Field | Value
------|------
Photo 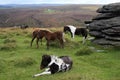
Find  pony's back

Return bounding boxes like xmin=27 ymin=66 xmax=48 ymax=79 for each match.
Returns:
xmin=75 ymin=28 xmax=88 ymax=38
xmin=59 ymin=56 xmax=73 ymax=70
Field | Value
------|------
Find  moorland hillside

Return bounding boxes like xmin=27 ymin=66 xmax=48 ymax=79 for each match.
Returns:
xmin=0 ymin=4 xmax=101 ymax=27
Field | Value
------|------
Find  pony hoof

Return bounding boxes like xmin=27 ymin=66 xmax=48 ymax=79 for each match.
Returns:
xmin=32 ymin=75 xmax=35 ymax=78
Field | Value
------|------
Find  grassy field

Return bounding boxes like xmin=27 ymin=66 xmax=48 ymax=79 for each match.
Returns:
xmin=0 ymin=27 xmax=120 ymax=80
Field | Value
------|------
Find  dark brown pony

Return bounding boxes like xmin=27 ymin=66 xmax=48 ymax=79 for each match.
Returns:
xmin=42 ymin=30 xmax=64 ymax=49
xmin=30 ymin=29 xmax=46 ymax=48
xmin=31 ymin=30 xmax=64 ymax=49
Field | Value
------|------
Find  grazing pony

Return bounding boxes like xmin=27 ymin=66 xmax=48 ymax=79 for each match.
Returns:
xmin=30 ymin=29 xmax=46 ymax=48
xmin=33 ymin=54 xmax=73 ymax=77
xmin=20 ymin=25 xmax=29 ymax=29
xmin=63 ymin=25 xmax=88 ymax=44
xmin=31 ymin=30 xmax=64 ymax=49
xmin=41 ymin=30 xmax=64 ymax=49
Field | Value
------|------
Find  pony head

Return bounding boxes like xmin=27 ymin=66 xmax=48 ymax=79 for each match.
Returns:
xmin=63 ymin=26 xmax=71 ymax=33
xmin=40 ymin=54 xmax=51 ymax=69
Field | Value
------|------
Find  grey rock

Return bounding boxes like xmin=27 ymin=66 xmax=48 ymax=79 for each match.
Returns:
xmin=88 ymin=2 xmax=120 ymax=46
xmin=102 ymin=28 xmax=120 ymax=36
xmin=89 ymin=31 xmax=105 ymax=38
xmin=97 ymin=3 xmax=120 ymax=13
xmin=92 ymin=38 xmax=120 ymax=46
xmin=92 ymin=13 xmax=119 ymax=20
xmin=89 ymin=17 xmax=120 ymax=30
xmin=105 ymin=35 xmax=120 ymax=41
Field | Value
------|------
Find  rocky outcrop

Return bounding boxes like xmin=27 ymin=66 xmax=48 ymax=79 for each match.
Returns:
xmin=88 ymin=3 xmax=120 ymax=46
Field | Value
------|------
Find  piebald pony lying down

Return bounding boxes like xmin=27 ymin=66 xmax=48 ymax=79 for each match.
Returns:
xmin=33 ymin=54 xmax=73 ymax=77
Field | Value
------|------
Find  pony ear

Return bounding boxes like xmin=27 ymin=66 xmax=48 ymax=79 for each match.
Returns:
xmin=42 ymin=54 xmax=50 ymax=58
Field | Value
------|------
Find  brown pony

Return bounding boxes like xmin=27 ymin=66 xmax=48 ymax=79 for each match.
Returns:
xmin=30 ymin=29 xmax=46 ymax=48
xmin=42 ymin=30 xmax=64 ymax=49
xmin=31 ymin=30 xmax=64 ymax=49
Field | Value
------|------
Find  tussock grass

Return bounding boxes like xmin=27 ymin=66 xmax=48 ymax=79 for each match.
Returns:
xmin=22 ymin=31 xmax=28 ymax=34
xmin=23 ymin=40 xmax=30 ymax=43
xmin=0 ymin=35 xmax=8 ymax=39
xmin=3 ymin=38 xmax=16 ymax=44
xmin=13 ymin=57 xmax=36 ymax=68
xmin=0 ymin=43 xmax=17 ymax=51
xmin=65 ymin=38 xmax=80 ymax=48
xmin=106 ymin=46 xmax=120 ymax=51
xmin=25 ymin=33 xmax=32 ymax=38
xmin=75 ymin=46 xmax=94 ymax=56
xmin=49 ymin=41 xmax=61 ymax=48
xmin=0 ymin=58 xmax=6 ymax=73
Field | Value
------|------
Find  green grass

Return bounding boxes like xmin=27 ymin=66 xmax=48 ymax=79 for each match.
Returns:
xmin=0 ymin=28 xmax=120 ymax=80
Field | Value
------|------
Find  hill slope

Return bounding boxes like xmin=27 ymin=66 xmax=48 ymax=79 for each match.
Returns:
xmin=0 ymin=4 xmax=101 ymax=27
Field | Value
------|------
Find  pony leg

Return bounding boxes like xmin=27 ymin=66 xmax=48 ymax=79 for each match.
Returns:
xmin=61 ymin=41 xmax=64 ymax=48
xmin=72 ymin=33 xmax=75 ymax=39
xmin=59 ymin=39 xmax=64 ymax=48
xmin=71 ymin=32 xmax=75 ymax=39
xmin=33 ymin=71 xmax=51 ymax=77
xmin=62 ymin=33 xmax=66 ymax=42
xmin=40 ymin=39 xmax=42 ymax=45
xmin=46 ymin=40 xmax=50 ymax=50
xmin=30 ymin=36 xmax=36 ymax=47
xmin=36 ymin=38 xmax=39 ymax=48
xmin=82 ymin=33 xmax=88 ymax=44
xmin=61 ymin=33 xmax=64 ymax=48
xmin=70 ymin=32 xmax=74 ymax=38
xmin=82 ymin=37 xmax=85 ymax=44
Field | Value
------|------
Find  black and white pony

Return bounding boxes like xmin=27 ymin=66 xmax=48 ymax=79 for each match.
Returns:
xmin=63 ymin=25 xmax=88 ymax=44
xmin=33 ymin=54 xmax=73 ymax=77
